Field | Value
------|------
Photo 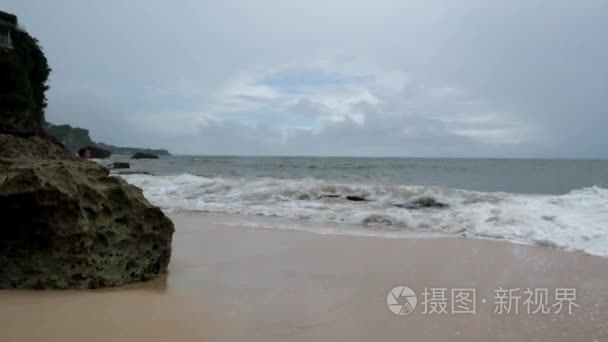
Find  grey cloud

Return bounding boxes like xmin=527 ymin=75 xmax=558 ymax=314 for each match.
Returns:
xmin=286 ymin=99 xmax=331 ymax=119
xmin=5 ymin=0 xmax=608 ymax=157
xmin=163 ymin=112 xmax=524 ymax=157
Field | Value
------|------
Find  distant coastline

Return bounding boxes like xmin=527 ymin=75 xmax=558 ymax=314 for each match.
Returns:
xmin=44 ymin=122 xmax=171 ymax=156
xmin=96 ymin=142 xmax=171 ymax=156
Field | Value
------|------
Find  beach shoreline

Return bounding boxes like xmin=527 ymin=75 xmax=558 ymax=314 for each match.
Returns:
xmin=1 ymin=211 xmax=607 ymax=341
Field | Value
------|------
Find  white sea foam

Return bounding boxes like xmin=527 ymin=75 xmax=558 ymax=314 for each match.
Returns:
xmin=121 ymin=173 xmax=608 ymax=257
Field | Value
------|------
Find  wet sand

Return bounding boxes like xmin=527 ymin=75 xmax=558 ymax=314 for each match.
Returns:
xmin=1 ymin=211 xmax=608 ymax=341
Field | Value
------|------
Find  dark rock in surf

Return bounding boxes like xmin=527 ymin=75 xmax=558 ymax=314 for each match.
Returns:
xmin=318 ymin=194 xmax=341 ymax=199
xmin=395 ymin=196 xmax=449 ymax=209
xmin=112 ymin=171 xmax=157 ymax=176
xmin=85 ymin=145 xmax=111 ymax=159
xmin=131 ymin=152 xmax=159 ymax=159
xmin=297 ymin=193 xmax=311 ymax=200
xmin=317 ymin=194 xmax=368 ymax=201
xmin=110 ymin=162 xmax=130 ymax=169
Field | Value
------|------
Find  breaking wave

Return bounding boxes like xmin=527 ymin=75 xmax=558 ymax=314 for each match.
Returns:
xmin=121 ymin=173 xmax=608 ymax=257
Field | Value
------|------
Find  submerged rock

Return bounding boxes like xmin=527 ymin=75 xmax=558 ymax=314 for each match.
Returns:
xmin=395 ymin=196 xmax=449 ymax=209
xmin=362 ymin=214 xmax=393 ymax=226
xmin=317 ymin=194 xmax=368 ymax=201
xmin=297 ymin=193 xmax=311 ymax=200
xmin=111 ymin=170 xmax=157 ymax=176
xmin=318 ymin=194 xmax=341 ymax=199
xmin=131 ymin=152 xmax=159 ymax=159
xmin=0 ymin=134 xmax=174 ymax=289
xmin=110 ymin=161 xmax=130 ymax=169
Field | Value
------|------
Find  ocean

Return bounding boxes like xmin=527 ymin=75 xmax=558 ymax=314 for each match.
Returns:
xmin=113 ymin=156 xmax=608 ymax=256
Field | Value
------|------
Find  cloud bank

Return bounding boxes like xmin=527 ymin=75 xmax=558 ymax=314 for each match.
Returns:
xmin=5 ymin=0 xmax=608 ymax=157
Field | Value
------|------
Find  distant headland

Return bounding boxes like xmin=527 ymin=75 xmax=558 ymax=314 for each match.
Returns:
xmin=0 ymin=9 xmax=173 ymax=289
xmin=44 ymin=122 xmax=171 ymax=156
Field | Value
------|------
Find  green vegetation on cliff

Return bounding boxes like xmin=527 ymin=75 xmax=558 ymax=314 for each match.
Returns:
xmin=96 ymin=143 xmax=171 ymax=156
xmin=44 ymin=123 xmax=96 ymax=151
xmin=12 ymin=29 xmax=51 ymax=124
xmin=45 ymin=122 xmax=171 ymax=156
xmin=0 ymin=11 xmax=174 ymax=289
xmin=1 ymin=11 xmax=169 ymax=156
xmin=0 ymin=26 xmax=51 ymax=127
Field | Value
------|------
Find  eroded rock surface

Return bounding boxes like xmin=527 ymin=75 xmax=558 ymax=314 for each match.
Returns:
xmin=0 ymin=134 xmax=174 ymax=289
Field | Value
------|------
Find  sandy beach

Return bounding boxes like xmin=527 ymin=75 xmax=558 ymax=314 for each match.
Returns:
xmin=1 ymin=211 xmax=607 ymax=341
xmin=3 ymin=0 xmax=608 ymax=341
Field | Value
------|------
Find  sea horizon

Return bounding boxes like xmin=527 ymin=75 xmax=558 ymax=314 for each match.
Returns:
xmin=167 ymin=154 xmax=608 ymax=161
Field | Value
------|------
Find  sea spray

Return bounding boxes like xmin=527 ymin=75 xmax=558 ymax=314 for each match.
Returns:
xmin=122 ymin=173 xmax=608 ymax=257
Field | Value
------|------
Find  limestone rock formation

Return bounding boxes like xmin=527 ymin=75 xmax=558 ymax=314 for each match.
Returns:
xmin=0 ymin=11 xmax=174 ymax=289
xmin=0 ymin=134 xmax=174 ymax=289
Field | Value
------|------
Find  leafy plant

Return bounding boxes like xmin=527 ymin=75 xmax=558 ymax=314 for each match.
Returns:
xmin=0 ymin=27 xmax=51 ymax=125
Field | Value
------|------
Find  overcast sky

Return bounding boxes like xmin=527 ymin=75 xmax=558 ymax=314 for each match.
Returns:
xmin=5 ymin=1 xmax=608 ymax=157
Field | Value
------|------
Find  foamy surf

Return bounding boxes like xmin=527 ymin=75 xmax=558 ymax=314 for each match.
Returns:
xmin=121 ymin=173 xmax=608 ymax=257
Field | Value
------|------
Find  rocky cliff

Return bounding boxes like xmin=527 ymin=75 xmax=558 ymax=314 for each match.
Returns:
xmin=0 ymin=25 xmax=50 ymax=132
xmin=44 ymin=123 xmax=96 ymax=151
xmin=96 ymin=143 xmax=171 ymax=157
xmin=0 ymin=134 xmax=174 ymax=288
xmin=45 ymin=123 xmax=171 ymax=156
xmin=0 ymin=11 xmax=174 ymax=289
